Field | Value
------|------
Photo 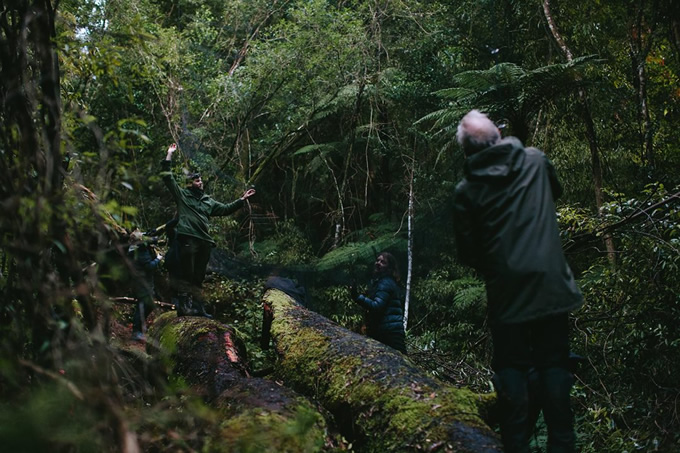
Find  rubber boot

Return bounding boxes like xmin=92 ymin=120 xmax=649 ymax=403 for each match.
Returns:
xmin=540 ymin=367 xmax=576 ymax=453
xmin=493 ymin=368 xmax=531 ymax=453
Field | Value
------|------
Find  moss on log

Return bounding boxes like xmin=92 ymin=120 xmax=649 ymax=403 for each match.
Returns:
xmin=264 ymin=288 xmax=502 ymax=452
xmin=147 ymin=312 xmax=329 ymax=452
xmin=149 ymin=312 xmax=250 ymax=401
xmin=213 ymin=379 xmax=327 ymax=452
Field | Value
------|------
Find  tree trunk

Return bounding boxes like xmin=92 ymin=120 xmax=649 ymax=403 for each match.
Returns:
xmin=262 ymin=288 xmax=502 ymax=452
xmin=542 ymin=0 xmax=617 ymax=265
xmin=404 ymin=153 xmax=415 ymax=331
xmin=147 ymin=312 xmax=329 ymax=451
xmin=629 ymin=0 xmax=658 ymax=170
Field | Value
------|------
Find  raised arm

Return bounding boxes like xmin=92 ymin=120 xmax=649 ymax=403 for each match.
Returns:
xmin=165 ymin=143 xmax=177 ymax=161
xmin=208 ymin=187 xmax=257 ymax=216
xmin=161 ymin=144 xmax=182 ymax=200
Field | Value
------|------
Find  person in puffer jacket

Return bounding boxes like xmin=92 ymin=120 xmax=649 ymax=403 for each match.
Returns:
xmin=351 ymin=252 xmax=406 ymax=354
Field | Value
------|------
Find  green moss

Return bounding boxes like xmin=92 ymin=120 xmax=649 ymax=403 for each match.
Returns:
xmin=323 ymin=355 xmax=368 ymax=403
xmin=210 ymin=405 xmax=326 ymax=453
xmin=264 ymin=288 xmax=502 ymax=452
xmin=147 ymin=306 xmax=330 ymax=452
xmin=267 ymin=291 xmax=332 ymax=385
xmin=149 ymin=313 xmax=228 ymax=390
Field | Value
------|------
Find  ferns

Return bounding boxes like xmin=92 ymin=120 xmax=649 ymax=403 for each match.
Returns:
xmin=417 ymin=55 xmax=601 ymax=144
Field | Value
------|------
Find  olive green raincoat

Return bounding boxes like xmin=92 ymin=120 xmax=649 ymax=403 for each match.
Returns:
xmin=453 ymin=137 xmax=582 ymax=325
xmin=161 ymin=160 xmax=244 ymax=245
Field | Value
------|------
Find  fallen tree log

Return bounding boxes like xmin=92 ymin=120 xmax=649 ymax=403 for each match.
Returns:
xmin=147 ymin=312 xmax=329 ymax=452
xmin=263 ymin=288 xmax=502 ymax=452
xmin=149 ymin=312 xmax=251 ymax=401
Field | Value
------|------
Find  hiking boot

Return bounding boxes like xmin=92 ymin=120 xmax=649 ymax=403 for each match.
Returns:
xmin=131 ymin=331 xmax=146 ymax=342
xmin=176 ymin=293 xmax=200 ymax=317
xmin=192 ymin=297 xmax=213 ymax=318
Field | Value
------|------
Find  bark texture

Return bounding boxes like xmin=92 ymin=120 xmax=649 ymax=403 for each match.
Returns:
xmin=148 ymin=312 xmax=328 ymax=452
xmin=542 ymin=0 xmax=617 ymax=265
xmin=263 ymin=288 xmax=502 ymax=452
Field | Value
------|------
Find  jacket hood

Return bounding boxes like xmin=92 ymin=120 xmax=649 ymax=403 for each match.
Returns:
xmin=464 ymin=137 xmax=525 ymax=181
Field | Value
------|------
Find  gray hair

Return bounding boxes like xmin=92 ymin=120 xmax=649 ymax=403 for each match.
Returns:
xmin=456 ymin=109 xmax=501 ymax=156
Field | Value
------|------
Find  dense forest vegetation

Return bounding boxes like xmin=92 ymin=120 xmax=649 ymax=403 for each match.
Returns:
xmin=1 ymin=0 xmax=679 ymax=451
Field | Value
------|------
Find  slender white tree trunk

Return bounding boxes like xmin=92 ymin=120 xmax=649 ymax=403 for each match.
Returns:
xmin=404 ymin=159 xmax=414 ymax=331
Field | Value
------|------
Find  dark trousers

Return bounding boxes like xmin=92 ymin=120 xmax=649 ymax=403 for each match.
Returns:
xmin=132 ymin=293 xmax=154 ymax=334
xmin=491 ymin=314 xmax=575 ymax=453
xmin=369 ymin=330 xmax=407 ymax=354
xmin=176 ymin=234 xmax=212 ymax=297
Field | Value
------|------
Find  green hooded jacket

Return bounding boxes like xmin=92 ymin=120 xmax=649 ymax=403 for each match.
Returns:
xmin=161 ymin=160 xmax=244 ymax=245
xmin=453 ymin=137 xmax=582 ymax=325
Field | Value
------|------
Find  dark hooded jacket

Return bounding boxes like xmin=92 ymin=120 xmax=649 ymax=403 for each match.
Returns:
xmin=453 ymin=137 xmax=582 ymax=325
xmin=161 ymin=160 xmax=244 ymax=245
xmin=356 ymin=275 xmax=406 ymax=353
xmin=128 ymin=241 xmax=161 ymax=298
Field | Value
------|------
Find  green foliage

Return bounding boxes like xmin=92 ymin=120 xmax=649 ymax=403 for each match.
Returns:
xmin=409 ymin=269 xmax=488 ymax=350
xmin=204 ymin=278 xmax=277 ymax=372
xmin=240 ymin=219 xmax=315 ymax=266
xmin=316 ymin=232 xmax=407 ymax=274
xmin=419 ymin=56 xmax=601 ymax=145
xmin=312 ymin=285 xmax=364 ymax=333
xmin=571 ymin=183 xmax=680 ymax=452
xmin=2 ymin=0 xmax=680 ymax=450
xmin=0 ymin=384 xmax=105 ymax=452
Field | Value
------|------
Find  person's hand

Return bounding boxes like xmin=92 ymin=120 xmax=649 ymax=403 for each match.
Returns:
xmin=166 ymin=143 xmax=177 ymax=161
xmin=156 ymin=254 xmax=164 ymax=262
xmin=241 ymin=188 xmax=256 ymax=201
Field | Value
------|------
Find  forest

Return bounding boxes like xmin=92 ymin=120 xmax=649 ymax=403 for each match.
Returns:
xmin=1 ymin=0 xmax=679 ymax=451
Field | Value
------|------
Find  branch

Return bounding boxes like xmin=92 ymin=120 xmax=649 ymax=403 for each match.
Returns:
xmin=19 ymin=359 xmax=84 ymax=400
xmin=542 ymin=0 xmax=573 ymax=61
xmin=564 ymin=191 xmax=680 ymax=252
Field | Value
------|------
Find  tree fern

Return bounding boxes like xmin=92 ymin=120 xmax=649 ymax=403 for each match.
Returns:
xmin=452 ymin=278 xmax=486 ymax=312
xmin=417 ymin=55 xmax=601 ymax=144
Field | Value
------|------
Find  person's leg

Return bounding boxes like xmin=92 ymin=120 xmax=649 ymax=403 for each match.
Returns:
xmin=189 ymin=239 xmax=213 ymax=317
xmin=191 ymin=239 xmax=212 ymax=288
xmin=165 ymin=241 xmax=182 ymax=304
xmin=523 ymin=364 xmax=543 ymax=442
xmin=532 ymin=314 xmax=575 ymax=453
xmin=177 ymin=235 xmax=198 ymax=284
xmin=131 ymin=299 xmax=144 ymax=337
xmin=131 ymin=293 xmax=153 ymax=340
xmin=142 ymin=292 xmax=154 ymax=328
xmin=491 ymin=322 xmax=532 ymax=453
xmin=176 ymin=236 xmax=200 ymax=316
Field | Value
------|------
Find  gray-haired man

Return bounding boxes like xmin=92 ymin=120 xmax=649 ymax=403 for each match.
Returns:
xmin=453 ymin=110 xmax=582 ymax=453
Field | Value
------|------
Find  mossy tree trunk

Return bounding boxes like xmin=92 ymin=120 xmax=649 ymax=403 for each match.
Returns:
xmin=263 ymin=288 xmax=502 ymax=452
xmin=147 ymin=312 xmax=329 ymax=452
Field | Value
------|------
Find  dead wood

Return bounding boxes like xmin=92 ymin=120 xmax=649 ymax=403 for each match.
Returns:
xmin=147 ymin=312 xmax=329 ymax=451
xmin=263 ymin=288 xmax=502 ymax=452
xmin=148 ymin=312 xmax=250 ymax=401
